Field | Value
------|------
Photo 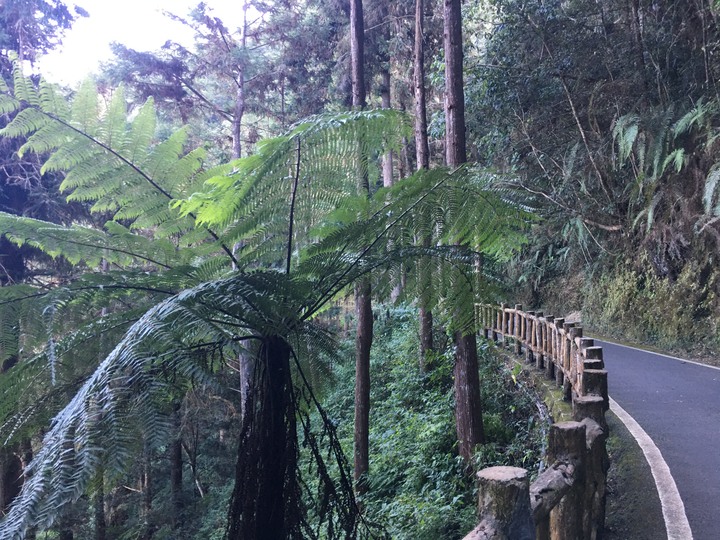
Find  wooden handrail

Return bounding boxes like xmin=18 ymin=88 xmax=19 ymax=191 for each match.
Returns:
xmin=475 ymin=303 xmax=608 ymax=414
xmin=464 ymin=303 xmax=609 ymax=540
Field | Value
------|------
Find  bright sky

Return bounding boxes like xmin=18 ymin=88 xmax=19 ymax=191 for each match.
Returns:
xmin=38 ymin=0 xmax=243 ymax=85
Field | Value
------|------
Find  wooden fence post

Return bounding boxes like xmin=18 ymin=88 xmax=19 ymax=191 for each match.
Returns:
xmin=545 ymin=316 xmax=555 ymax=380
xmin=514 ymin=304 xmax=523 ymax=354
xmin=464 ymin=466 xmax=535 ymax=540
xmin=546 ymin=422 xmax=586 ymax=540
xmin=565 ymin=326 xmax=581 ymax=401
xmin=500 ymin=303 xmax=508 ymax=347
xmin=535 ymin=312 xmax=544 ymax=370
xmin=553 ymin=318 xmax=564 ymax=387
xmin=526 ymin=312 xmax=536 ymax=364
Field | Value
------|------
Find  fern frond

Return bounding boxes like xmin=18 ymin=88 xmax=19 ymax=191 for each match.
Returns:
xmin=0 ymin=67 xmax=232 ymax=268
xmin=612 ymin=113 xmax=640 ymax=162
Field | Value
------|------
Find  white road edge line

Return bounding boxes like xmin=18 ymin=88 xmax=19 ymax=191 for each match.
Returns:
xmin=609 ymin=396 xmax=693 ymax=540
xmin=596 ymin=338 xmax=720 ymax=372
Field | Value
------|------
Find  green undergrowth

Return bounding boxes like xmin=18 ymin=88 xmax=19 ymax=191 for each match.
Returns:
xmin=318 ymin=306 xmax=546 ymax=539
xmin=582 ymin=257 xmax=720 ymax=357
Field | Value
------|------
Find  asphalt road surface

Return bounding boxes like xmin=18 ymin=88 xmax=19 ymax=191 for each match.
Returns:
xmin=599 ymin=340 xmax=720 ymax=540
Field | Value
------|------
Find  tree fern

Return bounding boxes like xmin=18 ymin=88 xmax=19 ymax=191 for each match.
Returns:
xmin=0 ymin=67 xmax=530 ymax=537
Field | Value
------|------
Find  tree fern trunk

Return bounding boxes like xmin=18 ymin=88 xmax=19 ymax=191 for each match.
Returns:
xmin=226 ymin=336 xmax=299 ymax=539
xmin=21 ymin=439 xmax=35 ymax=540
xmin=0 ymin=446 xmax=22 ymax=514
xmin=453 ymin=331 xmax=485 ymax=460
xmin=444 ymin=0 xmax=485 ymax=461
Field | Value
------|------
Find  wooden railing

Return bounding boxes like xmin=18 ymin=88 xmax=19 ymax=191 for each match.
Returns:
xmin=463 ymin=304 xmax=609 ymax=540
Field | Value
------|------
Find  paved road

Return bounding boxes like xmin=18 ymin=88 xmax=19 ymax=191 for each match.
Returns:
xmin=599 ymin=340 xmax=720 ymax=540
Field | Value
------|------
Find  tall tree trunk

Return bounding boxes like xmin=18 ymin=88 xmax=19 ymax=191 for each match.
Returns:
xmin=415 ymin=0 xmax=434 ymax=368
xmin=350 ymin=0 xmax=366 ymax=110
xmin=414 ymin=0 xmax=430 ymax=172
xmin=381 ymin=68 xmax=394 ymax=188
xmin=353 ymin=280 xmax=372 ymax=494
xmin=231 ymin=0 xmax=249 ymax=160
xmin=226 ymin=336 xmax=298 ymax=539
xmin=170 ymin=401 xmax=183 ymax=527
xmin=350 ymin=0 xmax=373 ymax=496
xmin=444 ymin=0 xmax=467 ymax=166
xmin=444 ymin=0 xmax=485 ymax=462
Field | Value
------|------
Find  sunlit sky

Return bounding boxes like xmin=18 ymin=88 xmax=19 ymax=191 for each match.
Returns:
xmin=38 ymin=0 xmax=244 ymax=85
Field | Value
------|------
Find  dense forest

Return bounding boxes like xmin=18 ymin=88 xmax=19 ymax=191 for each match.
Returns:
xmin=0 ymin=0 xmax=718 ymax=538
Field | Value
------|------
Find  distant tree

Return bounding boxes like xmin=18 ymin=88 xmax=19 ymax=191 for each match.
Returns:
xmin=0 ymin=0 xmax=85 ymax=69
xmin=103 ymin=1 xmax=345 ymax=163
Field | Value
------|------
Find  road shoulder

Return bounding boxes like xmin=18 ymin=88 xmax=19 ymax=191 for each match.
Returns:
xmin=604 ymin=410 xmax=666 ymax=539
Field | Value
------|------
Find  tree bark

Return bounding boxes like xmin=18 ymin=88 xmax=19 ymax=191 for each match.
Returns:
xmin=226 ymin=336 xmax=298 ymax=539
xmin=350 ymin=0 xmax=373 ymax=495
xmin=141 ymin=443 xmax=154 ymax=540
xmin=231 ymin=0 xmax=249 ymax=160
xmin=444 ymin=0 xmax=467 ymax=167
xmin=354 ymin=279 xmax=373 ymax=494
xmin=444 ymin=0 xmax=485 ymax=461
xmin=350 ymin=0 xmax=366 ymax=110
xmin=415 ymin=0 xmax=434 ymax=367
xmin=0 ymin=447 xmax=22 ymax=514
xmin=454 ymin=331 xmax=485 ymax=460
xmin=414 ymin=0 xmax=430 ymax=172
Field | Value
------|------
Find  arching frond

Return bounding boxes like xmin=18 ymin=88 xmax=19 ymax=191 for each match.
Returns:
xmin=177 ymin=109 xmax=411 ymax=269
xmin=0 ymin=270 xmax=319 ymax=539
xmin=0 ymin=67 xmax=233 ymax=268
